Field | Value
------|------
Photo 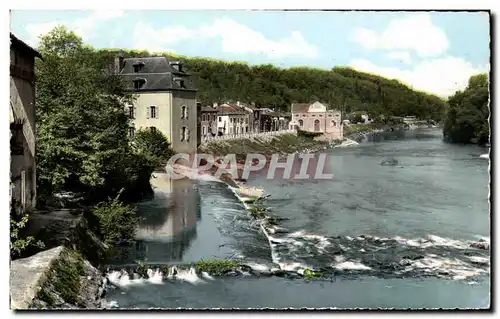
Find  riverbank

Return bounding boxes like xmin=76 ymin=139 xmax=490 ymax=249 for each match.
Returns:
xmin=343 ymin=123 xmax=405 ymax=142
xmin=10 ymin=210 xmax=108 ymax=309
xmin=198 ymin=133 xmax=332 ymax=160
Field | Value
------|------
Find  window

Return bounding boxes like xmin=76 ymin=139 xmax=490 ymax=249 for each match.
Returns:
xmin=331 ymin=121 xmax=336 ymax=127
xmin=218 ymin=117 xmax=222 ymax=122
xmin=20 ymin=170 xmax=26 ymax=209
xmin=213 ymin=115 xmax=216 ymax=121
xmin=312 ymin=114 xmax=316 ymax=117
xmin=133 ymin=78 xmax=146 ymax=90
xmin=246 ymin=127 xmax=248 ymax=133
xmin=150 ymin=106 xmax=157 ymax=118
xmin=129 ymin=126 xmax=135 ymax=138
xmin=328 ymin=114 xmax=333 ymax=117
xmin=128 ymin=106 xmax=134 ymax=119
xmin=202 ymin=114 xmax=206 ymax=121
xmin=181 ymin=127 xmax=186 ymax=141
xmin=298 ymin=119 xmax=304 ymax=127
xmin=150 ymin=126 xmax=157 ymax=133
xmin=181 ymin=105 xmax=188 ymax=119
xmin=202 ymin=126 xmax=206 ymax=135
xmin=319 ymin=114 xmax=323 ymax=117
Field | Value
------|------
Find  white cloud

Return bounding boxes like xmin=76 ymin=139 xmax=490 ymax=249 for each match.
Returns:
xmin=386 ymin=51 xmax=412 ymax=64
xmin=24 ymin=10 xmax=125 ymax=48
xmin=352 ymin=13 xmax=449 ymax=57
xmin=132 ymin=18 xmax=318 ymax=58
xmin=350 ymin=57 xmax=488 ymax=97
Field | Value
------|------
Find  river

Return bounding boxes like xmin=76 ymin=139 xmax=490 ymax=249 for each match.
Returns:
xmin=105 ymin=128 xmax=490 ymax=309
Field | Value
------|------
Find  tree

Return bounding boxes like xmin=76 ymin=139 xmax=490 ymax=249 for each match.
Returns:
xmin=133 ymin=128 xmax=175 ymax=167
xmin=443 ymin=73 xmax=490 ymax=145
xmin=35 ymin=26 xmax=154 ymax=205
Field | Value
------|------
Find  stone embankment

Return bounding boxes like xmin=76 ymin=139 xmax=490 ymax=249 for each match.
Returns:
xmin=10 ymin=210 xmax=107 ymax=310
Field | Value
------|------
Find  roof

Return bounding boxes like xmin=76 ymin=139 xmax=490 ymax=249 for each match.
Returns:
xmin=201 ymin=106 xmax=218 ymax=112
xmin=10 ymin=33 xmax=42 ymax=59
xmin=217 ymin=104 xmax=247 ymax=115
xmin=119 ymin=56 xmax=196 ymax=92
xmin=291 ymin=103 xmax=311 ymax=113
xmin=291 ymin=102 xmax=334 ymax=113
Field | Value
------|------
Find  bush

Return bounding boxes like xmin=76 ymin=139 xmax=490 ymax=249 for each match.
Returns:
xmin=10 ymin=213 xmax=45 ymax=258
xmin=133 ymin=128 xmax=175 ymax=168
xmin=92 ymin=198 xmax=140 ymax=245
xmin=297 ymin=130 xmax=323 ymax=138
xmin=194 ymin=259 xmax=240 ymax=275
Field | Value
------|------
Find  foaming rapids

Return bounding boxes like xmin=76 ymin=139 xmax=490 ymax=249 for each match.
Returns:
xmin=205 ymin=177 xmax=490 ymax=282
xmin=106 ymin=266 xmax=209 ymax=291
xmin=107 ymin=268 xmax=164 ymax=288
xmin=260 ymin=227 xmax=490 ymax=281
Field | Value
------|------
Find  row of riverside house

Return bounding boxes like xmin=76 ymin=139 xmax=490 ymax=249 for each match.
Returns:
xmin=199 ymin=101 xmax=292 ymax=139
xmin=117 ymin=54 xmax=344 ymax=154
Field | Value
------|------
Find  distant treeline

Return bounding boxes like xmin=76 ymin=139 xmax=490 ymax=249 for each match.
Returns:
xmin=98 ymin=49 xmax=446 ymax=121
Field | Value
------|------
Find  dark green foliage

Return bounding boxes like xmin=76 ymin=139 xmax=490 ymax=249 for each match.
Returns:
xmin=136 ymin=261 xmax=148 ymax=278
xmin=443 ymin=73 xmax=490 ymax=145
xmin=349 ymin=112 xmax=364 ymax=124
xmin=35 ymin=26 xmax=154 ymax=206
xmin=194 ymin=259 xmax=240 ymax=275
xmin=297 ymin=130 xmax=323 ymax=138
xmin=10 ymin=213 xmax=45 ymax=258
xmin=133 ymin=128 xmax=175 ymax=168
xmin=92 ymin=198 xmax=140 ymax=245
xmin=97 ymin=49 xmax=446 ymax=121
xmin=162 ymin=264 xmax=169 ymax=276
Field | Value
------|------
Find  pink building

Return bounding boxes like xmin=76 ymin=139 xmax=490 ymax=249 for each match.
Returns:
xmin=290 ymin=101 xmax=343 ymax=140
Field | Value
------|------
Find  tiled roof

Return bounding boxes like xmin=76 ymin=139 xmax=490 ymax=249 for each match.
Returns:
xmin=119 ymin=56 xmax=196 ymax=92
xmin=217 ymin=104 xmax=247 ymax=115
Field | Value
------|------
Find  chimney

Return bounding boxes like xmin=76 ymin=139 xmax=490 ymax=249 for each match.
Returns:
xmin=213 ymin=102 xmax=218 ymax=108
xmin=114 ymin=53 xmax=124 ymax=74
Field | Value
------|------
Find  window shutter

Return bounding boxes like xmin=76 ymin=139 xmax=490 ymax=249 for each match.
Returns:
xmin=156 ymin=106 xmax=159 ymax=118
xmin=134 ymin=107 xmax=137 ymax=119
xmin=146 ymin=106 xmax=150 ymax=119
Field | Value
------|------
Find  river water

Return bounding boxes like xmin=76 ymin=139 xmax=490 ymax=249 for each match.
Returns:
xmin=105 ymin=128 xmax=490 ymax=309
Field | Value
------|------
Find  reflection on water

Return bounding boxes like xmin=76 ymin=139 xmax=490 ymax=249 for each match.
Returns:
xmin=110 ymin=177 xmax=201 ymax=265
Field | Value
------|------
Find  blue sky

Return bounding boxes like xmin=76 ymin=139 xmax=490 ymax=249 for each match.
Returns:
xmin=10 ymin=10 xmax=490 ymax=97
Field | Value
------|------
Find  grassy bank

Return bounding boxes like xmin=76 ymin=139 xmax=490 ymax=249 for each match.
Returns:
xmin=343 ymin=123 xmax=386 ymax=136
xmin=198 ymin=133 xmax=328 ymax=160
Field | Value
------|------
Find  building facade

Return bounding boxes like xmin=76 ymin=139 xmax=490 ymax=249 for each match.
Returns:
xmin=10 ymin=33 xmax=41 ymax=216
xmin=117 ymin=55 xmax=198 ymax=154
xmin=216 ymin=103 xmax=250 ymax=136
xmin=200 ymin=105 xmax=218 ymax=138
xmin=290 ymin=101 xmax=343 ymax=140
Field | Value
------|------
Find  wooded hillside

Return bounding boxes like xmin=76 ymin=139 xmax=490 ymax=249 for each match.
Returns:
xmin=99 ymin=49 xmax=447 ymax=121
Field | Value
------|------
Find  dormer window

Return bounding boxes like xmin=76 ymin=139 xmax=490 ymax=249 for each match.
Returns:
xmin=170 ymin=61 xmax=183 ymax=73
xmin=133 ymin=78 xmax=146 ymax=90
xmin=133 ymin=61 xmax=145 ymax=73
xmin=173 ymin=77 xmax=186 ymax=89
